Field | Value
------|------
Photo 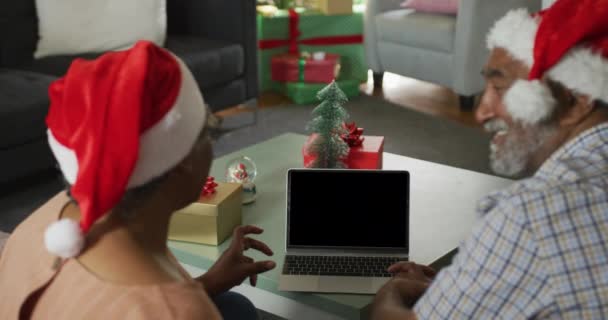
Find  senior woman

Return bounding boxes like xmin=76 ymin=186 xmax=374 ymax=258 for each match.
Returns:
xmin=0 ymin=41 xmax=275 ymax=319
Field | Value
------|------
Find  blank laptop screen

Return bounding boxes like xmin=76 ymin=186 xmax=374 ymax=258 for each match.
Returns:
xmin=287 ymin=170 xmax=409 ymax=250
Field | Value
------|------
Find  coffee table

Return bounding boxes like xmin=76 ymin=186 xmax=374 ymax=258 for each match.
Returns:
xmin=169 ymin=133 xmax=512 ymax=320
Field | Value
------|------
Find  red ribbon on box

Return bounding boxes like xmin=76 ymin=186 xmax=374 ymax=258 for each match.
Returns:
xmin=200 ymin=177 xmax=218 ymax=198
xmin=259 ymin=9 xmax=364 ymax=54
xmin=341 ymin=122 xmax=365 ymax=147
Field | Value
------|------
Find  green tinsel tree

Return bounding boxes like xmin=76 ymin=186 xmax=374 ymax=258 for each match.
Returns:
xmin=306 ymin=81 xmax=350 ymax=168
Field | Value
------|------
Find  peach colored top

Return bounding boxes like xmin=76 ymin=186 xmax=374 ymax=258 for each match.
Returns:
xmin=0 ymin=192 xmax=222 ymax=320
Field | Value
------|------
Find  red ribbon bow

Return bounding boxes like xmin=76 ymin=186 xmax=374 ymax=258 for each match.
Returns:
xmin=200 ymin=177 xmax=218 ymax=198
xmin=258 ymin=9 xmax=364 ymax=54
xmin=341 ymin=122 xmax=365 ymax=147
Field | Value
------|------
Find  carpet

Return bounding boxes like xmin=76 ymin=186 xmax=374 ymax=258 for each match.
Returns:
xmin=0 ymin=95 xmax=493 ymax=232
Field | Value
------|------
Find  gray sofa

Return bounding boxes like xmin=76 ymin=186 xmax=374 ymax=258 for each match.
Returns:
xmin=365 ymin=0 xmax=541 ymax=109
xmin=0 ymin=0 xmax=258 ymax=185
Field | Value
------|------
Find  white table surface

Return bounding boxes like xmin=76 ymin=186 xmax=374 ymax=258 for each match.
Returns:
xmin=171 ymin=133 xmax=515 ymax=319
xmin=383 ymin=152 xmax=513 ymax=264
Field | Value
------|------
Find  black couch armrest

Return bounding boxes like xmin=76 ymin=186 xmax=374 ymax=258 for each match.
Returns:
xmin=167 ymin=0 xmax=258 ymax=99
xmin=0 ymin=0 xmax=39 ymax=68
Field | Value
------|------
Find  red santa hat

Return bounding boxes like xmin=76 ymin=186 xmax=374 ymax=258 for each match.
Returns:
xmin=44 ymin=41 xmax=208 ymax=258
xmin=486 ymin=0 xmax=608 ymax=124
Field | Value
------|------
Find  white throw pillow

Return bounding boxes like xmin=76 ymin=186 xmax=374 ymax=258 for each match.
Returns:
xmin=35 ymin=0 xmax=166 ymax=59
xmin=542 ymin=0 xmax=556 ymax=8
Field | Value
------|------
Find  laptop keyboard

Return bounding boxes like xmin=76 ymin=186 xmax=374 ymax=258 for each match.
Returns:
xmin=283 ymin=255 xmax=405 ymax=277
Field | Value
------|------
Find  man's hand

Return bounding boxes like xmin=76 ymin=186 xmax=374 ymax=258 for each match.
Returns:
xmin=384 ymin=261 xmax=434 ymax=308
xmin=199 ymin=225 xmax=276 ymax=296
xmin=370 ymin=261 xmax=437 ymax=319
xmin=388 ymin=261 xmax=437 ymax=284
xmin=372 ymin=278 xmax=428 ymax=320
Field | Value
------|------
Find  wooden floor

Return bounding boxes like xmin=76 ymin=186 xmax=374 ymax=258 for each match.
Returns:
xmin=216 ymin=72 xmax=481 ymax=129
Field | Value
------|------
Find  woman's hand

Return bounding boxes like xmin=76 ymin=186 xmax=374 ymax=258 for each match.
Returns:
xmin=199 ymin=225 xmax=276 ymax=296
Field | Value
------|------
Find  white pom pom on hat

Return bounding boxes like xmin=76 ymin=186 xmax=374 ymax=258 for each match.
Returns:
xmin=504 ymin=80 xmax=557 ymax=124
xmin=44 ymin=219 xmax=85 ymax=259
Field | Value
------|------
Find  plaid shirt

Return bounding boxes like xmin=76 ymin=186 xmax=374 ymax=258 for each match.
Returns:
xmin=414 ymin=123 xmax=608 ymax=319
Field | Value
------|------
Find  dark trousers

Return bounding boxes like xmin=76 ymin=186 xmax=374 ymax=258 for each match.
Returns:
xmin=213 ymin=291 xmax=259 ymax=320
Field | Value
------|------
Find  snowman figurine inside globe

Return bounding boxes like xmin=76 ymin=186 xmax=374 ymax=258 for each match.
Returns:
xmin=225 ymin=156 xmax=257 ymax=204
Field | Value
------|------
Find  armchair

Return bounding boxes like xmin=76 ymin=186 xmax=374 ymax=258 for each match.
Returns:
xmin=364 ymin=0 xmax=541 ymax=109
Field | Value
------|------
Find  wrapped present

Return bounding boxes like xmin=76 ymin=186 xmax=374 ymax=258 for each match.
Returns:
xmin=257 ymin=7 xmax=367 ymax=92
xmin=341 ymin=122 xmax=384 ymax=169
xmin=280 ymin=79 xmax=359 ymax=105
xmin=318 ymin=0 xmax=353 ymax=15
xmin=345 ymin=136 xmax=384 ymax=170
xmin=275 ymin=0 xmax=296 ymax=9
xmin=257 ymin=5 xmax=279 ymax=17
xmin=303 ymin=124 xmax=384 ymax=169
xmin=271 ymin=52 xmax=340 ymax=84
xmin=169 ymin=178 xmax=243 ymax=246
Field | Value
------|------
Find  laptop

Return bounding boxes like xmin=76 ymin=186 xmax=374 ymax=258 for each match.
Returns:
xmin=279 ymin=169 xmax=410 ymax=294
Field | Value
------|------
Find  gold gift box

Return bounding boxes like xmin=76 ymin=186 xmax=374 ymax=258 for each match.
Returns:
xmin=169 ymin=182 xmax=243 ymax=245
xmin=318 ymin=0 xmax=353 ymax=15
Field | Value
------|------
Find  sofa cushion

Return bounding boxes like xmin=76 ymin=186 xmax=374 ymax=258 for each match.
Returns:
xmin=166 ymin=35 xmax=244 ymax=90
xmin=34 ymin=0 xmax=167 ymax=59
xmin=375 ymin=9 xmax=456 ymax=53
xmin=0 ymin=0 xmax=36 ymax=16
xmin=204 ymin=79 xmax=247 ymax=112
xmin=19 ymin=53 xmax=103 ymax=77
xmin=18 ymin=35 xmax=244 ymax=102
xmin=0 ymin=69 xmax=56 ymax=147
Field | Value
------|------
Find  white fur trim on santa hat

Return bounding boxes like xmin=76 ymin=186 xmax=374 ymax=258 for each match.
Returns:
xmin=548 ymin=47 xmax=608 ymax=104
xmin=48 ymin=55 xmax=207 ymax=189
xmin=487 ymin=8 xmax=539 ymax=67
xmin=48 ymin=130 xmax=78 ymax=184
xmin=504 ymin=79 xmax=557 ymax=124
xmin=127 ymin=56 xmax=207 ymax=188
xmin=44 ymin=218 xmax=85 ymax=258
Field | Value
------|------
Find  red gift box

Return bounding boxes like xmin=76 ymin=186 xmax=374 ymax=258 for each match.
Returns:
xmin=302 ymin=134 xmax=384 ymax=169
xmin=271 ymin=53 xmax=340 ymax=84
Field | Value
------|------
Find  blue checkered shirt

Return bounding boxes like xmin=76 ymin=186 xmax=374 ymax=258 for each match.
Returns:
xmin=414 ymin=123 xmax=608 ymax=319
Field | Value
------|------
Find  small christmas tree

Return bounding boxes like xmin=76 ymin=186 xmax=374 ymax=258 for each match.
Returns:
xmin=305 ymin=81 xmax=350 ymax=168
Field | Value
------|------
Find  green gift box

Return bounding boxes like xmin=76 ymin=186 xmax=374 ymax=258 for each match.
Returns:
xmin=279 ymin=79 xmax=360 ymax=105
xmin=257 ymin=7 xmax=367 ymax=93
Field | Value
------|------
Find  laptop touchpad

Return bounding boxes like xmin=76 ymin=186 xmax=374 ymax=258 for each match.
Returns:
xmin=318 ymin=277 xmax=373 ymax=293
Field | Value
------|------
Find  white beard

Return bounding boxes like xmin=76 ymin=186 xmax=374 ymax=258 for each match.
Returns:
xmin=486 ymin=120 xmax=556 ymax=178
